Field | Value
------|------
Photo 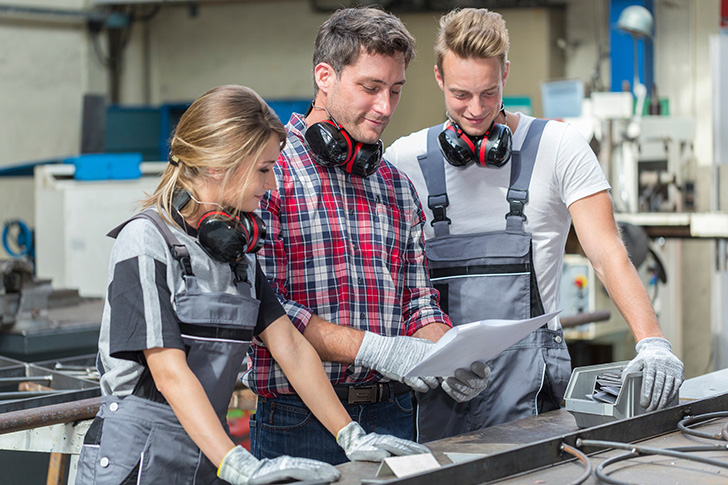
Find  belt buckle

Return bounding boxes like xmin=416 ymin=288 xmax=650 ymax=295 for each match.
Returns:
xmin=348 ymin=385 xmax=379 ymax=404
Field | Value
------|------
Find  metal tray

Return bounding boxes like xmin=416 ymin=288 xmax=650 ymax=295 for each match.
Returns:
xmin=33 ymin=354 xmax=98 ymax=380
xmin=563 ymin=361 xmax=678 ymax=428
xmin=0 ymin=358 xmax=99 ymax=413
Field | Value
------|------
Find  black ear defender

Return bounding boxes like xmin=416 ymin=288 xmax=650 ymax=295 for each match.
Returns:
xmin=172 ymin=190 xmax=266 ymax=264
xmin=303 ymin=104 xmax=383 ymax=178
xmin=437 ymin=105 xmax=512 ymax=168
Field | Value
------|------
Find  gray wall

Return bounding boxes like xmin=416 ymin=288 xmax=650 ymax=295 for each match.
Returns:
xmin=118 ymin=3 xmax=566 ymax=147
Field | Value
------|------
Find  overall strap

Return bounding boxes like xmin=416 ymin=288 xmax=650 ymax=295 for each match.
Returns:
xmin=417 ymin=125 xmax=451 ymax=237
xmin=505 ymin=118 xmax=548 ymax=232
xmin=107 ymin=209 xmax=194 ymax=276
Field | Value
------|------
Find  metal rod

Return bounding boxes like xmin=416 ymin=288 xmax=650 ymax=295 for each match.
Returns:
xmin=578 ymin=439 xmax=728 ymax=469
xmin=560 ymin=443 xmax=592 ymax=485
xmin=560 ymin=309 xmax=611 ymax=328
xmin=0 ymin=390 xmax=61 ymax=400
xmin=677 ymin=411 xmax=728 ymax=440
xmin=54 ymin=364 xmax=93 ymax=371
xmin=595 ymin=450 xmax=640 ymax=485
xmin=0 ymin=375 xmax=53 ymax=385
xmin=0 ymin=396 xmax=101 ymax=435
xmin=594 ymin=443 xmax=728 ymax=485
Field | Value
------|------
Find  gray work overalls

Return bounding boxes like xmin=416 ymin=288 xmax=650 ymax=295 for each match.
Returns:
xmin=76 ymin=210 xmax=259 ymax=484
xmin=416 ymin=119 xmax=571 ymax=443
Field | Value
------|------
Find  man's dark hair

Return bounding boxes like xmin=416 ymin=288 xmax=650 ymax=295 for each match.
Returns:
xmin=312 ymin=6 xmax=416 ymax=92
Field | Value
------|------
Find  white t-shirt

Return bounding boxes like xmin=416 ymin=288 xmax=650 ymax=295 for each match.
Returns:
xmin=384 ymin=114 xmax=611 ymax=330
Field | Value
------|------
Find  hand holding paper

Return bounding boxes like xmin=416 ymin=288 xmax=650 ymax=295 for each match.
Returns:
xmin=441 ymin=361 xmax=491 ymax=402
xmin=405 ymin=311 xmax=561 ymax=378
xmin=355 ymin=332 xmax=439 ymax=392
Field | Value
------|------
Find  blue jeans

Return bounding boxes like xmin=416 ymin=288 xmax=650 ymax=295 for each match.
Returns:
xmin=250 ymin=387 xmax=415 ymax=465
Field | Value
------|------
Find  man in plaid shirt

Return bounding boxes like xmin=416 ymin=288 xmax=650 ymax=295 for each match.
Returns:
xmin=244 ymin=7 xmax=491 ymax=465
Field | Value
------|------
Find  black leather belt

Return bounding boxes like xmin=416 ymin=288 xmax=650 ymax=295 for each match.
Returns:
xmin=333 ymin=382 xmax=411 ymax=405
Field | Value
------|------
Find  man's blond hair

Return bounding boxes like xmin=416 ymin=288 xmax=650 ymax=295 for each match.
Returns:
xmin=434 ymin=8 xmax=509 ymax=78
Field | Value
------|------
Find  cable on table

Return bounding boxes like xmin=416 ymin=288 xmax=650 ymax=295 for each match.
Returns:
xmin=559 ymin=442 xmax=592 ymax=485
xmin=677 ymin=411 xmax=728 ymax=441
xmin=578 ymin=439 xmax=728 ymax=484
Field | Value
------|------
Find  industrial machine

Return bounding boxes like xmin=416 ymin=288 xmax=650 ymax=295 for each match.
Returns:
xmin=0 ymin=255 xmax=102 ymax=362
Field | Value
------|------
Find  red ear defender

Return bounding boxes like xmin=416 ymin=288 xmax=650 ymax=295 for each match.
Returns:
xmin=480 ymin=123 xmax=513 ymax=168
xmin=304 ymin=120 xmax=353 ymax=168
xmin=438 ymin=124 xmax=479 ymax=167
xmin=438 ymin=120 xmax=512 ymax=168
xmin=196 ymin=210 xmax=266 ymax=264
xmin=304 ymin=112 xmax=383 ymax=177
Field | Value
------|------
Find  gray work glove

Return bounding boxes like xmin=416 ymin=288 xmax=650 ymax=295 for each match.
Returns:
xmin=354 ymin=331 xmax=439 ymax=393
xmin=441 ymin=361 xmax=491 ymax=403
xmin=218 ymin=445 xmax=340 ymax=485
xmin=336 ymin=421 xmax=430 ymax=462
xmin=621 ymin=337 xmax=684 ymax=412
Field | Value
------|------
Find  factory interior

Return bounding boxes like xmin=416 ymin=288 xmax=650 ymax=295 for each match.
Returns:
xmin=1 ymin=0 xmax=728 ymax=483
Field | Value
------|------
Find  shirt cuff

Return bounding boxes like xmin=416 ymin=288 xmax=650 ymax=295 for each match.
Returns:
xmin=282 ymin=300 xmax=314 ymax=333
xmin=406 ymin=312 xmax=452 ymax=337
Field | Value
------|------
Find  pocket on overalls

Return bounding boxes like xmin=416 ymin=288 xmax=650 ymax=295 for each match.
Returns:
xmin=176 ymin=289 xmax=260 ymax=327
xmin=135 ymin=424 xmax=199 ymax=485
xmin=539 ymin=328 xmax=572 ymax=410
xmin=92 ymin=414 xmax=151 ymax=484
xmin=427 ymin=231 xmax=533 ymax=323
xmin=75 ymin=417 xmax=104 ymax=484
xmin=437 ymin=269 xmax=532 ymax=323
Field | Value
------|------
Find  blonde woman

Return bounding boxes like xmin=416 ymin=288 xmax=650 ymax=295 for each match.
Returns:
xmin=75 ymin=85 xmax=428 ymax=485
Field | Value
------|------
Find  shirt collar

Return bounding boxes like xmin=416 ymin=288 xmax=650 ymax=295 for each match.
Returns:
xmin=287 ymin=112 xmax=307 ymax=141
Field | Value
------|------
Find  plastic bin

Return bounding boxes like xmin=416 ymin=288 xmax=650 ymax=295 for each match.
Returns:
xmin=563 ymin=361 xmax=678 ymax=428
xmin=65 ymin=153 xmax=142 ymax=181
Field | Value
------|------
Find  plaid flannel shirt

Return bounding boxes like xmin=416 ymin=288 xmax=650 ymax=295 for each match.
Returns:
xmin=243 ymin=113 xmax=451 ymax=397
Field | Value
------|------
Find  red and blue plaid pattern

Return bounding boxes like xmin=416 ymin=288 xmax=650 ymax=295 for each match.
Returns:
xmin=244 ymin=113 xmax=451 ymax=397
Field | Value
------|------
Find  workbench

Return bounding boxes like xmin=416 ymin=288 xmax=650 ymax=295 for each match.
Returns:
xmin=336 ymin=401 xmax=728 ymax=484
xmin=1 ymin=374 xmax=726 ymax=484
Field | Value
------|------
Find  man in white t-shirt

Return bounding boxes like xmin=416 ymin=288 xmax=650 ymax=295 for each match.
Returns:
xmin=384 ymin=7 xmax=684 ymax=443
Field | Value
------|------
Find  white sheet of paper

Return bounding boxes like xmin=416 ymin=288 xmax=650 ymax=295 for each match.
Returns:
xmin=404 ymin=310 xmax=561 ymax=378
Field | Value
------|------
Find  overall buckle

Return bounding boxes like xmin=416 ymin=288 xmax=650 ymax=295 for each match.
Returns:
xmin=431 ymin=205 xmax=452 ymax=226
xmin=506 ymin=188 xmax=528 ymax=220
xmin=506 ymin=199 xmax=525 ymax=219
xmin=428 ymin=194 xmax=451 ymax=226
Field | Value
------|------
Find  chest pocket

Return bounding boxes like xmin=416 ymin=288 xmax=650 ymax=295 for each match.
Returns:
xmin=427 ymin=230 xmax=535 ymax=324
xmin=175 ymin=276 xmax=260 ymax=328
xmin=373 ymin=200 xmax=405 ymax=259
